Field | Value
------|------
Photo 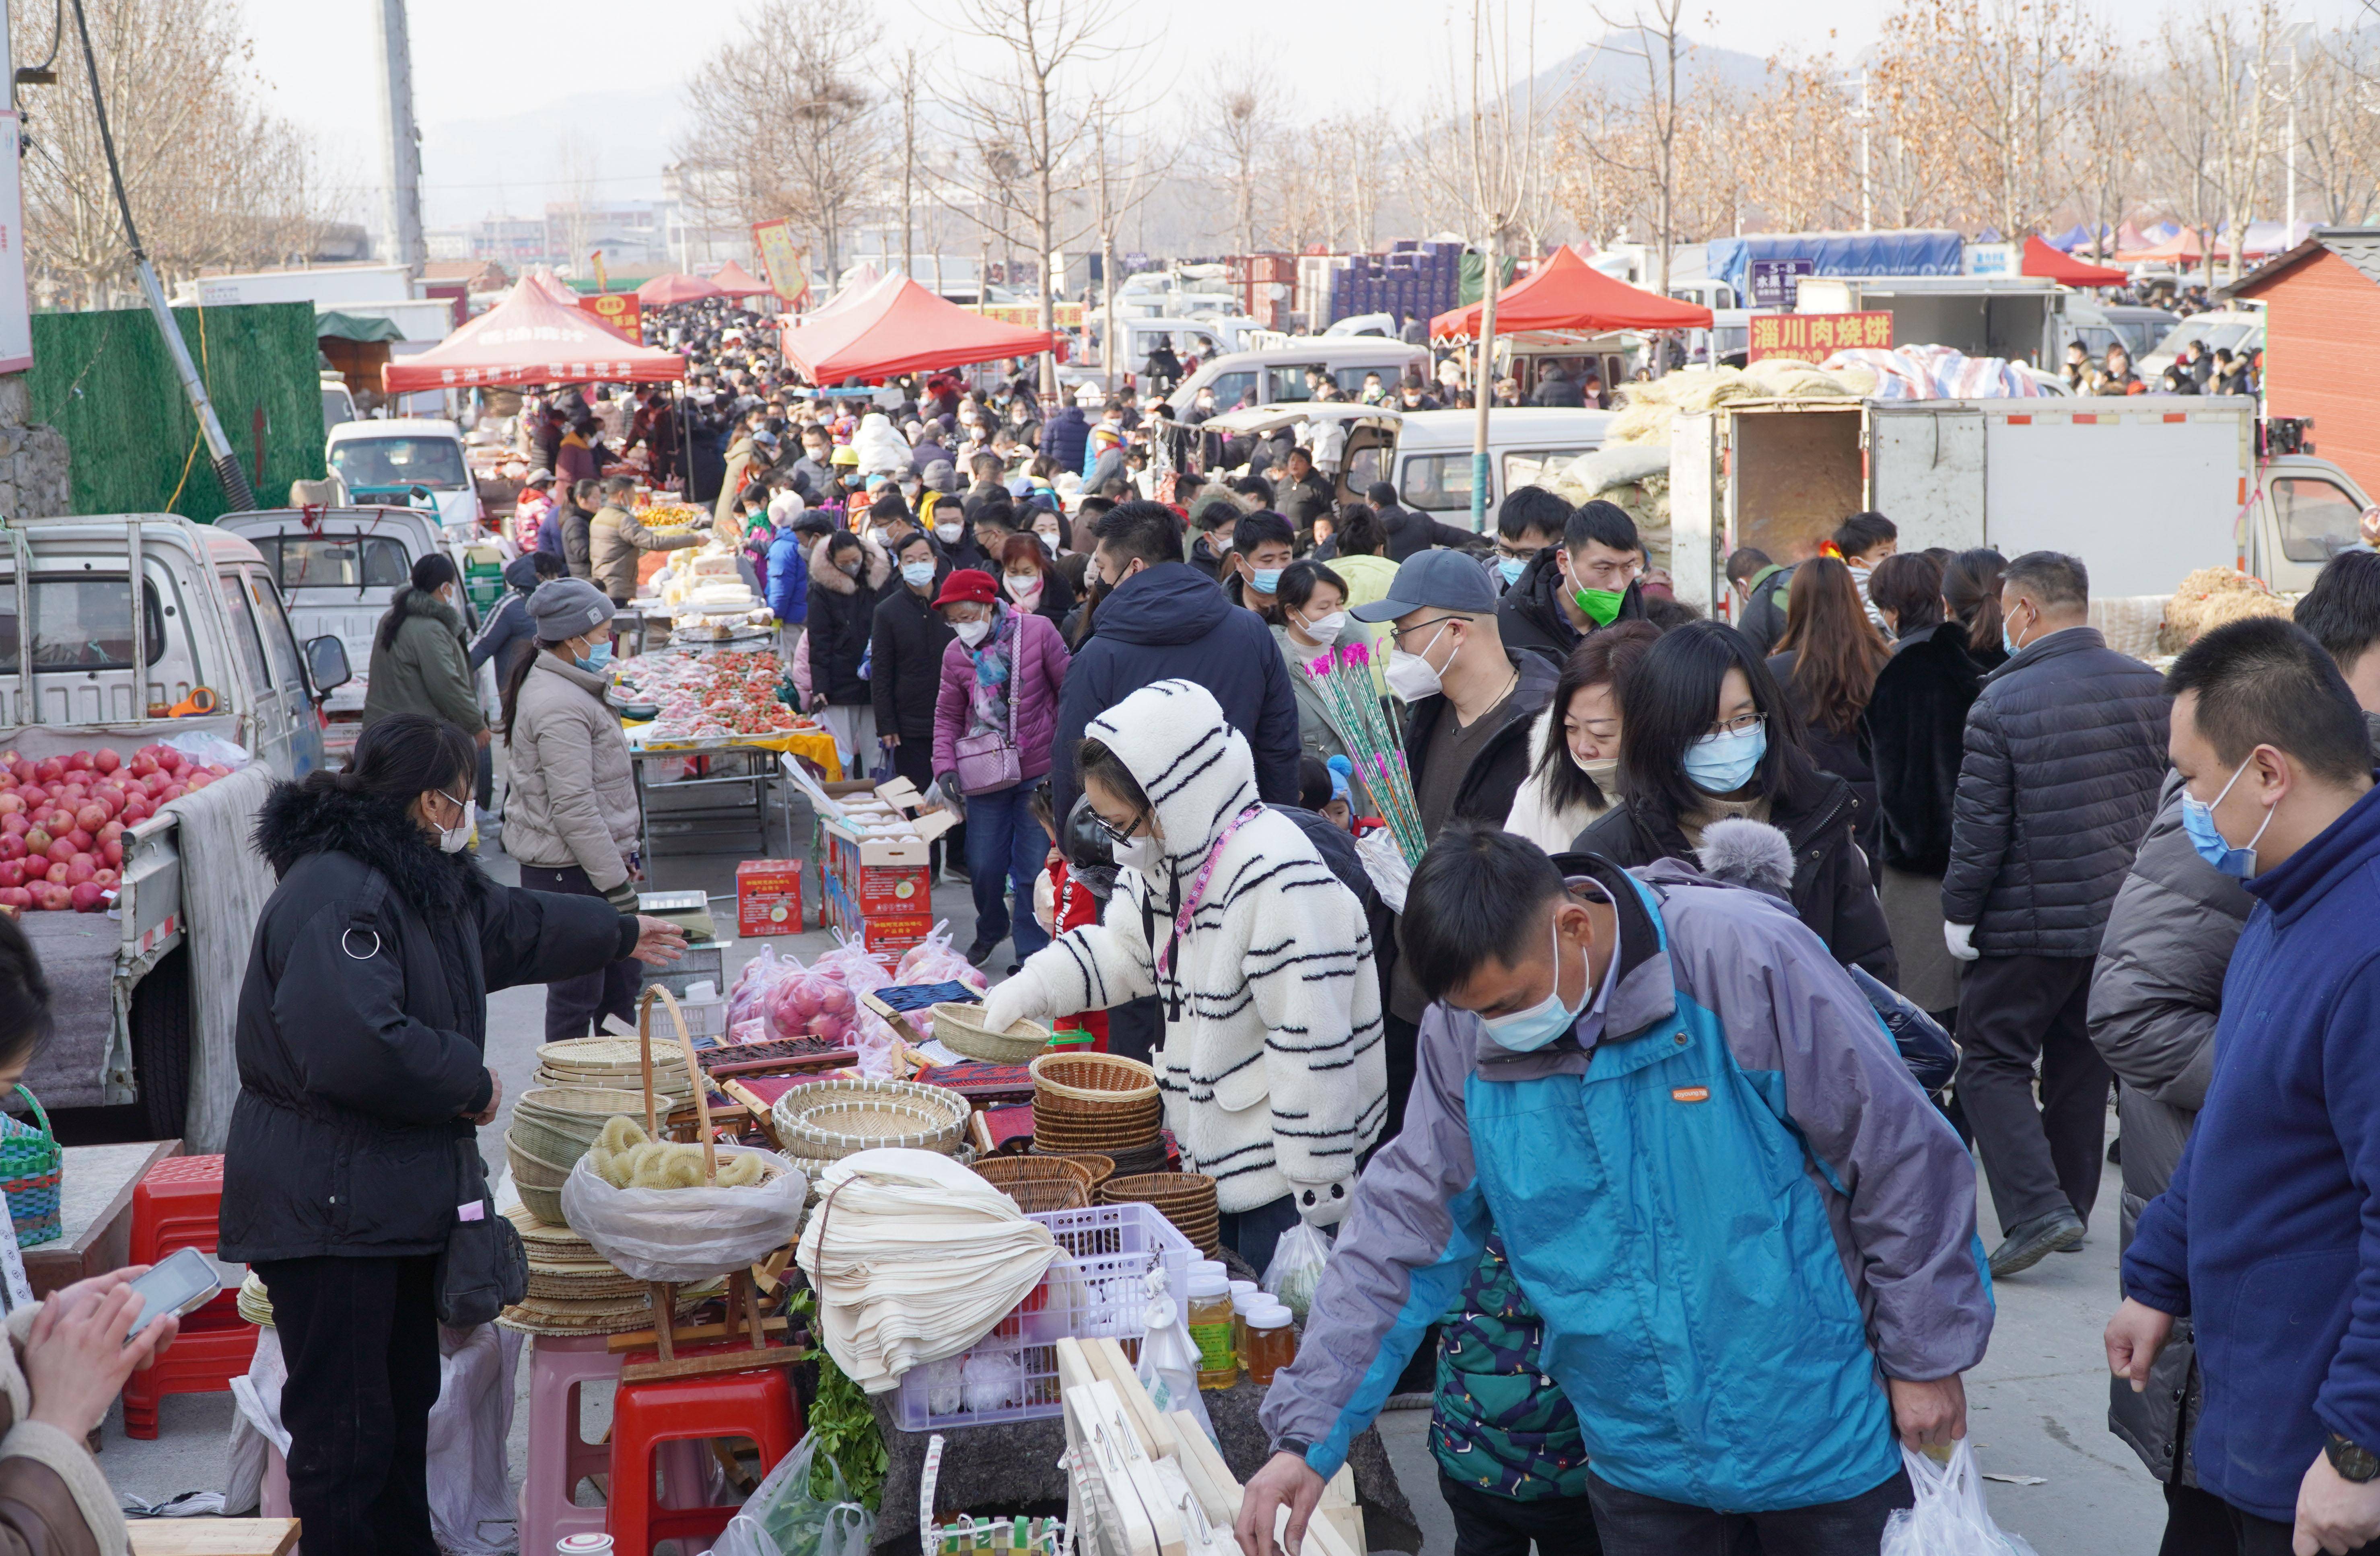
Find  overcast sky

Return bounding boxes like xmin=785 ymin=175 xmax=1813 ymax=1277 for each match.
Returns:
xmin=239 ymin=0 xmax=2366 ymax=232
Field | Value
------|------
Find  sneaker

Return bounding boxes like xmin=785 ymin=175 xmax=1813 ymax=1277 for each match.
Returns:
xmin=964 ymin=936 xmax=1000 ymax=967
xmin=1987 ymin=1208 xmax=2086 ymax=1276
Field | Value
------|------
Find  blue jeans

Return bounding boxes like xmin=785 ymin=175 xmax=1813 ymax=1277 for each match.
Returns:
xmin=963 ymin=781 xmax=1050 ymax=961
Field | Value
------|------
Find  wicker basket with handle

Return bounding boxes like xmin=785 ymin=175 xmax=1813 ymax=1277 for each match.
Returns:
xmin=0 ymin=1087 xmax=62 ymax=1247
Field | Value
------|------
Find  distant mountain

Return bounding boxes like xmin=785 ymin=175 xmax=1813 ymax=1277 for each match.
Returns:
xmin=1519 ymin=28 xmax=1775 ymax=107
xmin=418 ymin=86 xmax=690 ymax=228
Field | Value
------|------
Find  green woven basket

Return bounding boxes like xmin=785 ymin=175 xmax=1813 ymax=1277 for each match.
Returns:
xmin=0 ymin=1087 xmax=62 ymax=1247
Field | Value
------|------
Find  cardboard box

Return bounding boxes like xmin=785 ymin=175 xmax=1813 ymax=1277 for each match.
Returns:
xmin=736 ymin=858 xmax=806 ymax=936
xmin=862 ymin=913 xmax=934 ymax=954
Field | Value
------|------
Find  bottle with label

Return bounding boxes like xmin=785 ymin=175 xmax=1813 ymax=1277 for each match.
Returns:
xmin=1242 ymin=1300 xmax=1297 ymax=1386
xmin=1187 ymin=1269 xmax=1237 ymax=1389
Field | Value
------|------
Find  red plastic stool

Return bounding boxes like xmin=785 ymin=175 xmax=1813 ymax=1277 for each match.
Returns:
xmin=122 ymin=1154 xmax=255 ymax=1440
xmin=606 ymin=1350 xmax=803 ymax=1556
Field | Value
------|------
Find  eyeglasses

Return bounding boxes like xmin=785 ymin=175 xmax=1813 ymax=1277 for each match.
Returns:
xmin=1087 ymin=810 xmax=1147 ymax=847
xmin=1708 ymin=712 xmax=1766 ymax=739
xmin=1390 ymin=615 xmax=1464 ymax=645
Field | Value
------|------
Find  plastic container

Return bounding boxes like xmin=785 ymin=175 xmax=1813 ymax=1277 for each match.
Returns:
xmin=558 ymin=1536 xmax=614 ymax=1556
xmin=1188 ymin=1270 xmax=1236 ymax=1390
xmin=890 ymin=1200 xmax=1196 ymax=1431
xmin=1243 ymin=1301 xmax=1297 ymax=1385
xmin=1229 ymin=1283 xmax=1260 ymax=1362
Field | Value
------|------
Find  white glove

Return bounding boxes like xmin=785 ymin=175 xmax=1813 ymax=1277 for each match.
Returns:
xmin=1944 ymin=921 xmax=1979 ymax=962
xmin=979 ymin=976 xmax=1040 ymax=1034
xmin=1291 ymin=1175 xmax=1357 ymax=1229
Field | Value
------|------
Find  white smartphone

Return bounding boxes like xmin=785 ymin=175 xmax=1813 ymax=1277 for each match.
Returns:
xmin=121 ymin=1245 xmax=221 ymax=1339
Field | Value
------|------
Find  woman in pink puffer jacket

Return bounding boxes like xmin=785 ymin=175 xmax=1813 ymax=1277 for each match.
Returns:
xmin=930 ymin=568 xmax=1071 ymax=969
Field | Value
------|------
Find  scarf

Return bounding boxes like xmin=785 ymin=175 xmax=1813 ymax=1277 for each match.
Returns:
xmin=966 ymin=605 xmax=1018 ymax=743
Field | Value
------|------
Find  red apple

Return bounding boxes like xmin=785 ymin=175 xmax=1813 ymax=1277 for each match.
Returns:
xmin=73 ymin=803 xmax=105 ymax=832
xmin=92 ymin=749 xmax=120 ymax=774
xmin=184 ymin=774 xmax=212 ymax=792
xmin=0 ymin=796 xmax=22 ymax=817
xmin=156 ymin=749 xmax=183 ymax=772
xmin=62 ymin=856 xmax=91 ymax=885
xmin=64 ymin=829 xmax=89 ymax=854
xmin=44 ymin=838 xmax=73 ymax=865
xmin=129 ymin=755 xmax=156 ymax=778
xmin=0 ymin=839 xmax=21 ymax=865
xmin=0 ymin=863 xmax=24 ymax=890
xmin=90 ymin=868 xmax=117 ymax=888
xmin=24 ymin=828 xmax=49 ymax=855
xmin=68 ymin=881 xmax=103 ymax=912
xmin=100 ymin=839 xmax=122 ymax=867
xmin=97 ymin=821 xmax=122 ymax=844
xmin=160 ymin=785 xmax=184 ymax=803
xmin=0 ymin=816 xmax=25 ymax=840
xmin=31 ymin=759 xmax=60 ymax=784
xmin=16 ymin=784 xmax=44 ymax=808
xmin=0 ymin=889 xmax=27 ymax=911
xmin=43 ymin=811 xmax=72 ymax=836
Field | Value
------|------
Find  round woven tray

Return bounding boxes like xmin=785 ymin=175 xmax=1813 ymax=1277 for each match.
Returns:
xmin=1003 ymin=1177 xmax=1089 ymax=1214
xmin=1030 ymin=1111 xmax=1163 ymax=1153
xmin=537 ymin=1037 xmax=694 ymax=1075
xmin=1031 ymin=1052 xmax=1159 ymax=1104
xmin=975 ymin=1155 xmax=1094 ymax=1194
xmin=517 ymin=1085 xmax=650 ymax=1117
xmin=506 ymin=1135 xmax=576 ymax=1187
xmin=1025 ymin=1150 xmax=1116 ymax=1189
xmin=772 ymin=1078 xmax=972 ymax=1159
xmin=508 ymin=1107 xmax=629 ymax=1169
xmin=1101 ymin=1171 xmax=1217 ymax=1212
xmin=932 ymin=1002 xmax=1054 ymax=1063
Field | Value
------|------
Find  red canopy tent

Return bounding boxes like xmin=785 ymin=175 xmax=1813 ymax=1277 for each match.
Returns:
xmin=2120 ymin=228 xmax=2207 ymax=262
xmin=777 ymin=274 xmax=1054 ymax=383
xmin=382 ymin=278 xmax=686 ymax=392
xmin=523 ymin=268 xmax=580 ymax=306
xmin=2020 ymin=235 xmax=2126 ymax=286
xmin=1430 ymin=246 xmax=1714 ymax=339
xmin=708 ymin=260 xmax=774 ymax=299
xmin=637 ymin=272 xmax=725 ymax=306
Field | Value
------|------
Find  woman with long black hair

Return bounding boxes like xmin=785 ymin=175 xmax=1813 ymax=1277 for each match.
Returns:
xmin=361 ymin=553 xmax=487 ymax=748
xmin=1766 ymin=556 xmax=1891 ymax=875
xmin=1574 ymin=620 xmax=1895 ymax=980
xmin=221 ymin=714 xmax=686 ymax=1556
xmin=1867 ymin=547 xmax=2009 ymax=1021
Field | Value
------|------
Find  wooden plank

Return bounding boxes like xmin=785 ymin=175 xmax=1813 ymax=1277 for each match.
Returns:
xmin=1064 ymin=1387 xmax=1159 ymax=1556
xmin=1084 ymin=1380 xmax=1184 ymax=1556
xmin=1161 ymin=1412 xmax=1237 ymax=1527
xmin=605 ymin=1315 xmax=787 ymax=1353
xmin=1055 ymin=1336 xmax=1102 ymax=1395
xmin=618 ymin=1346 xmax=805 ymax=1384
xmin=1088 ymin=1338 xmax=1177 ymax=1460
xmin=128 ymin=1519 xmax=300 ymax=1556
xmin=1169 ymin=1412 xmax=1241 ymax=1505
xmin=1314 ymin=1467 xmax=1364 ymax=1556
xmin=1273 ymin=1503 xmax=1359 ymax=1556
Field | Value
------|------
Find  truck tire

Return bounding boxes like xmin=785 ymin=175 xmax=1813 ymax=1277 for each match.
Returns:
xmin=129 ymin=945 xmax=192 ymax=1141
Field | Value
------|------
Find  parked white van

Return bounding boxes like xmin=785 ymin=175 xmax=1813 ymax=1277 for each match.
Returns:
xmin=1169 ymin=343 xmax=1431 ymax=415
xmin=1391 ymin=408 xmax=1614 ymax=531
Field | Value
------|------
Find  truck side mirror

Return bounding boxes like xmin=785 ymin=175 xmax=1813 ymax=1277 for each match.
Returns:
xmin=303 ymin=634 xmax=352 ymax=698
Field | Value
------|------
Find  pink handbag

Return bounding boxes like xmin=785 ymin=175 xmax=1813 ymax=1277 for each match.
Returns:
xmin=952 ymin=652 xmax=1022 ymax=794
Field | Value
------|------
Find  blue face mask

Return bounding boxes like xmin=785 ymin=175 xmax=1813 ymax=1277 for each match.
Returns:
xmin=575 ymin=640 xmax=613 ymax=673
xmin=2180 ymin=756 xmax=2273 ymax=879
xmin=1684 ymin=722 xmax=1766 ymax=794
xmin=901 ymin=560 xmax=936 ymax=589
xmin=1251 ymin=567 xmax=1283 ymax=595
xmin=1482 ymin=911 xmax=1587 ymax=1053
xmin=1498 ymin=557 xmax=1528 ymax=586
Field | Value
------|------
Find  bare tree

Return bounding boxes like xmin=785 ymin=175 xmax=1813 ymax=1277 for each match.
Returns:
xmin=1591 ymin=0 xmax=1687 ymax=296
xmin=677 ymin=0 xmax=885 ymax=285
xmin=2302 ymin=25 xmax=2380 ymax=226
xmin=887 ymin=47 xmax=925 ymax=279
xmin=2153 ymin=0 xmax=2282 ymax=282
xmin=1202 ymin=64 xmax=1280 ymax=257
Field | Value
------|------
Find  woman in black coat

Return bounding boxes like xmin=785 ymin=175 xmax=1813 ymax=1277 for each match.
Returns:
xmin=1866 ymin=548 xmax=2009 ymax=1021
xmin=800 ymin=529 xmax=887 ymax=772
xmin=870 ymin=529 xmax=958 ymax=792
xmin=220 ymin=714 xmax=685 ymax=1556
xmin=1763 ymin=557 xmax=1891 ymax=880
xmin=1574 ymin=620 xmax=1896 ymax=984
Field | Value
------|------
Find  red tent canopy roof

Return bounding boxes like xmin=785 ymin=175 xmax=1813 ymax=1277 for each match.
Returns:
xmin=637 ymin=272 xmax=725 ymax=306
xmin=708 ymin=260 xmax=774 ymax=298
xmin=777 ymin=275 xmax=1054 ymax=384
xmin=2021 ymin=234 xmax=2126 ymax=286
xmin=1430 ymin=246 xmax=1713 ymax=338
xmin=382 ymin=278 xmax=685 ymax=392
xmin=2120 ymin=228 xmax=2207 ymax=261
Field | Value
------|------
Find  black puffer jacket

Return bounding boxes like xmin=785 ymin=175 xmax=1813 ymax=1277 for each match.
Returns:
xmin=1767 ymin=647 xmax=1880 ymax=877
xmin=1573 ymin=765 xmax=1898 ymax=984
xmin=806 ymin=564 xmax=878 ymax=707
xmin=1941 ymin=627 xmax=2170 ymax=955
xmin=220 ymin=780 xmax=634 ymax=1263
xmin=869 ymin=574 xmax=957 ymax=744
xmin=1495 ymin=547 xmax=1645 ymax=671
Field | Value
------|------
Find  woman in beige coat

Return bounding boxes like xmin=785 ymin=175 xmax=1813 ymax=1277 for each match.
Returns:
xmin=498 ymin=578 xmax=644 ymax=1039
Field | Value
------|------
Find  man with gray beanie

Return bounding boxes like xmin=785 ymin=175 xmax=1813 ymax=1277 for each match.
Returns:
xmin=501 ymin=577 xmax=647 ymax=1039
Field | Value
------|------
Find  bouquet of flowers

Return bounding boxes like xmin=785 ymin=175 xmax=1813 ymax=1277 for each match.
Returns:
xmin=1299 ymin=641 xmax=1426 ymax=864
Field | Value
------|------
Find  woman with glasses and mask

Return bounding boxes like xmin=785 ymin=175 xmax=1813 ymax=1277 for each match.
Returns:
xmin=225 ymin=712 xmax=686 ymax=1556
xmin=1270 ymin=560 xmax=1359 ymax=773
xmin=1573 ymin=621 xmax=1896 ymax=980
xmin=495 ymin=578 xmax=651 ymax=1038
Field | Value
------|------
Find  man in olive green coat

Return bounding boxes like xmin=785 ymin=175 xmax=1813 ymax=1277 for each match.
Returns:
xmin=589 ymin=475 xmax=699 ymax=605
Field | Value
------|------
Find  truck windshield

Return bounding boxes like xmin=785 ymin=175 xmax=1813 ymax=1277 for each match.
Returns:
xmin=0 ymin=577 xmax=167 ymax=671
xmin=258 ymin=534 xmax=412 ymax=591
xmin=330 ymin=437 xmax=469 ymax=491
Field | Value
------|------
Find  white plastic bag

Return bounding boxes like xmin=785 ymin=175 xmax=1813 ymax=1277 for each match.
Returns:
xmin=1262 ymin=1223 xmax=1332 ymax=1319
xmin=560 ymin=1144 xmax=808 ymax=1284
xmin=1353 ymin=825 xmax=1410 ymax=913
xmin=1133 ymin=1268 xmax=1217 ymax=1446
xmin=1880 ymin=1442 xmax=2040 ymax=1556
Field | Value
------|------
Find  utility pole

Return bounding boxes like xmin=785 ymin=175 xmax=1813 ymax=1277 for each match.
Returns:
xmin=1858 ymin=68 xmax=1874 ymax=232
xmin=1095 ymin=117 xmax=1118 ymax=396
xmin=373 ymin=0 xmax=425 ymax=272
xmin=2286 ymin=37 xmax=2299 ymax=240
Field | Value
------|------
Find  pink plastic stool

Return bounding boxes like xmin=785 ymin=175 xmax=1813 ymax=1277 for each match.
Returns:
xmin=517 ymin=1333 xmax=623 ymax=1556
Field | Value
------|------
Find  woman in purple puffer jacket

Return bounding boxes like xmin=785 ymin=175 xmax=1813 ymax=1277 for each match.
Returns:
xmin=931 ymin=568 xmax=1072 ymax=971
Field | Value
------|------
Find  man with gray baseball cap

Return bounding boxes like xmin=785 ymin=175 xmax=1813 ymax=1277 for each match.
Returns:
xmin=1355 ymin=547 xmax=1559 ymax=1142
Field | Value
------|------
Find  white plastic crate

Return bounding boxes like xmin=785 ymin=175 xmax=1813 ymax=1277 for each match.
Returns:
xmin=891 ymin=1200 xmax=1195 ymax=1430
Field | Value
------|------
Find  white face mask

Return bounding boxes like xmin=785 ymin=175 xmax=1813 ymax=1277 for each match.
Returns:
xmin=1005 ymin=572 xmax=1043 ymax=605
xmin=955 ymin=618 xmax=992 ymax=648
xmin=935 ymin=521 xmax=963 ymax=542
xmin=1115 ymin=832 xmax=1164 ymax=877
xmin=1296 ymin=609 xmax=1347 ymax=646
xmin=1386 ymin=622 xmax=1454 ymax=703
xmin=432 ymin=789 xmax=474 ymax=854
xmin=1036 ymin=530 xmax=1060 ymax=554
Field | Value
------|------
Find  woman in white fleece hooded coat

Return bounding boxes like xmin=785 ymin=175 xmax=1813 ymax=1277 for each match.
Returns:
xmin=980 ymin=679 xmax=1387 ymax=1267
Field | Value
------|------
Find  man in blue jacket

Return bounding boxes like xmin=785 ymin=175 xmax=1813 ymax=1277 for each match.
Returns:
xmin=2107 ymin=617 xmax=2380 ymax=1556
xmin=1242 ymin=825 xmax=1992 ymax=1556
xmin=768 ymin=511 xmax=829 ymax=663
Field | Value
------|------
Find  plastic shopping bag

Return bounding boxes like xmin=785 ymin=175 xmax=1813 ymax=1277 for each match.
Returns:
xmin=559 ymin=1145 xmax=808 ymax=1284
xmin=1879 ymin=1442 xmax=2040 ymax=1556
xmin=1262 ymin=1223 xmax=1332 ymax=1319
xmin=1134 ymin=1268 xmax=1218 ymax=1447
xmin=709 ymin=1430 xmax=877 ymax=1556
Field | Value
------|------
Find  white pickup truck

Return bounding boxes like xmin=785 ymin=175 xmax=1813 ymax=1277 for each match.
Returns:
xmin=0 ymin=515 xmax=351 ymax=1136
xmin=1662 ymin=393 xmax=2370 ymax=618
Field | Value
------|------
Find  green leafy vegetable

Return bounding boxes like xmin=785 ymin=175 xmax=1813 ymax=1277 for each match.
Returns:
xmin=791 ymin=1287 xmax=888 ymax=1511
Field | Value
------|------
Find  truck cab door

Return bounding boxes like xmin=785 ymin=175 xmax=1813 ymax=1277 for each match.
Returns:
xmin=245 ymin=567 xmax=326 ymax=778
xmin=2255 ymin=468 xmax=2368 ymax=593
xmin=210 ymin=565 xmax=300 ymax=778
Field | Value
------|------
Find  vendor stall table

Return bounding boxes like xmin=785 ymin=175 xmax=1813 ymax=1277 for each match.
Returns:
xmin=629 ymin=733 xmax=836 ymax=862
xmin=23 ymin=1140 xmax=179 ymax=1299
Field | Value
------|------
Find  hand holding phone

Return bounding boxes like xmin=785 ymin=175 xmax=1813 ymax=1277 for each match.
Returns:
xmin=22 ymin=1260 xmax=191 ymax=1438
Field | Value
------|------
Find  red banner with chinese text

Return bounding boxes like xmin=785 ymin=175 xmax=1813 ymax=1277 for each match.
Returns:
xmin=1746 ymin=311 xmax=1894 ymax=362
xmin=581 ymin=292 xmax=642 ymax=343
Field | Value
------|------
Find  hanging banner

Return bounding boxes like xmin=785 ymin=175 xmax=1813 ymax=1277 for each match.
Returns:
xmin=580 ymin=292 xmax=642 ymax=343
xmin=751 ymin=220 xmax=810 ymax=305
xmin=1746 ymin=311 xmax=1894 ymax=362
xmin=591 ymin=249 xmax=609 ymax=293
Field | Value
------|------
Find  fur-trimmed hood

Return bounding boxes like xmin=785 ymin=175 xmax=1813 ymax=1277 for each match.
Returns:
xmin=253 ymin=778 xmax=484 ymax=916
xmin=808 ymin=531 xmax=890 ymax=595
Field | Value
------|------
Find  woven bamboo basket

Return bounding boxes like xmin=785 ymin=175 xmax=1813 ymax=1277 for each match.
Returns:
xmin=772 ymin=1078 xmax=972 ymax=1161
xmin=931 ymin=1002 xmax=1056 ymax=1063
xmin=1030 ymin=1052 xmax=1159 ymax=1104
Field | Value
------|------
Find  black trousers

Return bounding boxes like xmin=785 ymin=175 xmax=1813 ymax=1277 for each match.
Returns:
xmin=2195 ymin=1482 xmax=2380 ymax=1554
xmin=1381 ymin=1010 xmax=1421 ymax=1148
xmin=256 ymin=1254 xmax=442 ymax=1556
xmin=1956 ymin=953 xmax=2110 ymax=1231
xmin=516 ymin=862 xmax=641 ymax=1041
xmin=1106 ymin=994 xmax=1161 ymax=1066
xmin=1583 ymin=1467 xmax=1910 ymax=1556
xmin=1439 ymin=1474 xmax=1604 ymax=1556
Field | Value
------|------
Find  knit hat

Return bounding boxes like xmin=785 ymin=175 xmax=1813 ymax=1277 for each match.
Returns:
xmin=933 ymin=570 xmax=997 ymax=608
xmin=921 ymin=459 xmax=957 ymax=494
xmin=528 ymin=578 xmax=614 ymax=644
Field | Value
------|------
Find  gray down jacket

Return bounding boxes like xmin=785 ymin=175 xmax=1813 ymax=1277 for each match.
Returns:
xmin=1940 ymin=627 xmax=2170 ymax=955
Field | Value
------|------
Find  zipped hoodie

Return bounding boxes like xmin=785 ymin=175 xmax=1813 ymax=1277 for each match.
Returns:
xmin=984 ymin=679 xmax=1387 ymax=1215
xmin=1260 ymin=853 xmax=1991 ymax=1512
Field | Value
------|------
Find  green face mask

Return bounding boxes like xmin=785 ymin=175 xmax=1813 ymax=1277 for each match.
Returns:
xmin=1573 ymin=586 xmax=1626 ymax=627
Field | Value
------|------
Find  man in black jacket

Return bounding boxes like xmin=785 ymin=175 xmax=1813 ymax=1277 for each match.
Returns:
xmin=1497 ymin=497 xmax=1647 ymax=670
xmin=1727 ymin=546 xmax=1795 ymax=654
xmin=1274 ymin=448 xmax=1334 ymax=530
xmin=1369 ymin=480 xmax=1481 ymax=560
xmin=870 ymin=530 xmax=957 ymax=796
xmin=1943 ymin=550 xmax=2170 ymax=1276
